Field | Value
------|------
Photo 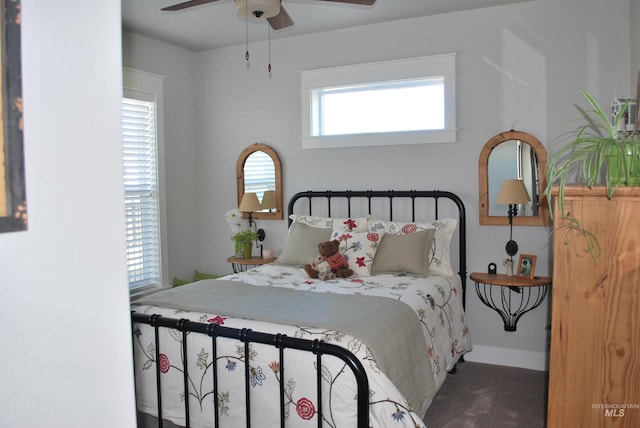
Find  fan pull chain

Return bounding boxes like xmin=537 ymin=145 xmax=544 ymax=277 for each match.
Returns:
xmin=267 ymin=25 xmax=272 ymax=73
xmin=245 ymin=0 xmax=250 ymax=62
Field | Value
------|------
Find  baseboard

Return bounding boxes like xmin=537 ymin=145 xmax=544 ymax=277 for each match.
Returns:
xmin=463 ymin=344 xmax=548 ymax=371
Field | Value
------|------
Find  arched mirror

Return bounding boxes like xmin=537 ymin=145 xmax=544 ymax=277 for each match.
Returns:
xmin=236 ymin=143 xmax=283 ymax=220
xmin=479 ymin=130 xmax=549 ymax=226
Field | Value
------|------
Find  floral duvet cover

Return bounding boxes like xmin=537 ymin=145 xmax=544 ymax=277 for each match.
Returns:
xmin=132 ymin=265 xmax=472 ymax=428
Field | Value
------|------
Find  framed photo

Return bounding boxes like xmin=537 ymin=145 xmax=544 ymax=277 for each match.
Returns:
xmin=0 ymin=0 xmax=26 ymax=233
xmin=517 ymin=254 xmax=537 ymax=279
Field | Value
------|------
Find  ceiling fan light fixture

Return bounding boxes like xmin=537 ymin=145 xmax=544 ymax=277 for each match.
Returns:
xmin=236 ymin=0 xmax=280 ymax=19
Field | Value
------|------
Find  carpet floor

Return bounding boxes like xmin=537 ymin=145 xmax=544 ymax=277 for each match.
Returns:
xmin=423 ymin=361 xmax=548 ymax=428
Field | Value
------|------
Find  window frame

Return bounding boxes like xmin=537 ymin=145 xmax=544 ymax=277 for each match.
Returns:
xmin=300 ymin=53 xmax=456 ymax=149
xmin=122 ymin=67 xmax=168 ymax=294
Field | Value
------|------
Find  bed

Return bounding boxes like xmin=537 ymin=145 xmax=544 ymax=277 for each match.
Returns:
xmin=131 ymin=189 xmax=472 ymax=428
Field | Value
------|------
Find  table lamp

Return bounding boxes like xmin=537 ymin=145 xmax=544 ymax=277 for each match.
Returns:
xmin=239 ymin=191 xmax=266 ymax=242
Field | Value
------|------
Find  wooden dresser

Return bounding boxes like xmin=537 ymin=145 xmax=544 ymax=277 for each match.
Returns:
xmin=547 ymin=186 xmax=640 ymax=427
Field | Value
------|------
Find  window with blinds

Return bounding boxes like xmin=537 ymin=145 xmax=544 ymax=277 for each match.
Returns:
xmin=121 ymin=96 xmax=161 ymax=292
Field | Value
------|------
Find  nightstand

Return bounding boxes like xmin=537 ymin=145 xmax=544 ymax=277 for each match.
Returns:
xmin=470 ymin=272 xmax=552 ymax=332
xmin=227 ymin=256 xmax=275 ymax=273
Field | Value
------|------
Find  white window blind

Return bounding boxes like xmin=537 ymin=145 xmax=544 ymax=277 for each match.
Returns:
xmin=122 ymin=95 xmax=161 ymax=291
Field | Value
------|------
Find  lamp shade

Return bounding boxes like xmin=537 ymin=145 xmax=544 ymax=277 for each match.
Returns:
xmin=496 ymin=179 xmax=531 ymax=205
xmin=261 ymin=190 xmax=276 ymax=210
xmin=239 ymin=192 xmax=261 ymax=212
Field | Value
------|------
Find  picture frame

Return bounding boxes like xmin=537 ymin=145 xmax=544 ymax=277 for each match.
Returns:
xmin=0 ymin=0 xmax=26 ymax=233
xmin=517 ymin=254 xmax=537 ymax=279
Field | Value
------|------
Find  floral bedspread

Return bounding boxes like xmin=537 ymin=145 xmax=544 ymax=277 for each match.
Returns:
xmin=132 ymin=265 xmax=471 ymax=428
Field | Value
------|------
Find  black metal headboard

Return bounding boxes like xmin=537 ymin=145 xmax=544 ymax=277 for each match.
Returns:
xmin=287 ymin=190 xmax=467 ymax=309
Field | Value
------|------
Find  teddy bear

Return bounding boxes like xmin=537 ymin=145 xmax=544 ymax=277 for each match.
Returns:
xmin=308 ymin=255 xmax=336 ymax=281
xmin=304 ymin=239 xmax=353 ymax=279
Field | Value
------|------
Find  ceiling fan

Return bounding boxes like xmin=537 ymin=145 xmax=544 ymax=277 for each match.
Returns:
xmin=161 ymin=0 xmax=376 ymax=30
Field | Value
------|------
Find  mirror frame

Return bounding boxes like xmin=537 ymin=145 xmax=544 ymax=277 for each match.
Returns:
xmin=236 ymin=143 xmax=283 ymax=220
xmin=479 ymin=130 xmax=549 ymax=226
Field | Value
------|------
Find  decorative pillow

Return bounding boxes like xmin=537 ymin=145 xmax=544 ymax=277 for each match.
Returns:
xmin=275 ymin=222 xmax=332 ymax=266
xmin=173 ymin=277 xmax=190 ymax=287
xmin=194 ymin=270 xmax=220 ymax=281
xmin=331 ymin=229 xmax=383 ymax=277
xmin=289 ymin=214 xmax=369 ymax=232
xmin=368 ymin=217 xmax=458 ymax=276
xmin=371 ymin=229 xmax=435 ymax=277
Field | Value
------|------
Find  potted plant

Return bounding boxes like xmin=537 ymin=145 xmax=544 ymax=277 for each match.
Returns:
xmin=225 ymin=207 xmax=257 ymax=258
xmin=231 ymin=229 xmax=258 ymax=259
xmin=545 ymin=89 xmax=639 ymax=262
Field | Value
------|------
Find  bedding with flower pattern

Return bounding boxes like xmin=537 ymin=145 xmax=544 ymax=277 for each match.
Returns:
xmin=132 ymin=264 xmax=471 ymax=428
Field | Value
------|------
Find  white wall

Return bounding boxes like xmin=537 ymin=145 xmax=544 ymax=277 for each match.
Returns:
xmin=0 ymin=2 xmax=136 ymax=427
xmin=123 ymin=0 xmax=635 ymax=369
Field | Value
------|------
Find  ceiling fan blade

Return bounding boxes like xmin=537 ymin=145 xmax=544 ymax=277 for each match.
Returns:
xmin=161 ymin=0 xmax=222 ymax=12
xmin=314 ymin=0 xmax=375 ymax=5
xmin=267 ymin=6 xmax=294 ymax=30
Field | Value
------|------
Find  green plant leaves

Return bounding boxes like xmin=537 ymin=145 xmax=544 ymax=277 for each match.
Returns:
xmin=554 ymin=216 xmax=601 ymax=264
xmin=545 ymin=89 xmax=637 ymax=263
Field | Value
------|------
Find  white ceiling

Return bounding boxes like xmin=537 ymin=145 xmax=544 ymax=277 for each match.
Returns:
xmin=122 ymin=0 xmax=532 ymax=52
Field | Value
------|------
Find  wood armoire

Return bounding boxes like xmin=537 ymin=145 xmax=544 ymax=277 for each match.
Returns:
xmin=547 ymin=185 xmax=640 ymax=427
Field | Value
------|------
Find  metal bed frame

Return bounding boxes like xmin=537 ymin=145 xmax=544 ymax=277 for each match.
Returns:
xmin=131 ymin=189 xmax=467 ymax=428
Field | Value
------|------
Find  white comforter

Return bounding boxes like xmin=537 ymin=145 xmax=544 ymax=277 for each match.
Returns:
xmin=132 ymin=265 xmax=472 ymax=428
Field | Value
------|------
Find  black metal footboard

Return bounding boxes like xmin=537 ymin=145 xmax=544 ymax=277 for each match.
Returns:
xmin=131 ymin=311 xmax=369 ymax=428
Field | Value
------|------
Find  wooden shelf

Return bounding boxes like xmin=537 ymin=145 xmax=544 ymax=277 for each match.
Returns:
xmin=227 ymin=256 xmax=275 ymax=273
xmin=227 ymin=256 xmax=275 ymax=265
xmin=470 ymin=272 xmax=552 ymax=287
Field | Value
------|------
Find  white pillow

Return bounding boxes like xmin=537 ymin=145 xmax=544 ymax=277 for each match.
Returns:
xmin=288 ymin=214 xmax=369 ymax=232
xmin=368 ymin=218 xmax=458 ymax=276
xmin=331 ymin=229 xmax=383 ymax=277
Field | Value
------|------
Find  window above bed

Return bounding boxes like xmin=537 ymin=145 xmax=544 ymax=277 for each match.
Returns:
xmin=300 ymin=53 xmax=456 ymax=149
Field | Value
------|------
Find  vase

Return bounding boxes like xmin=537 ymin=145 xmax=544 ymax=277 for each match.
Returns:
xmin=610 ymin=143 xmax=640 ymax=186
xmin=242 ymin=243 xmax=253 ymax=259
xmin=235 ymin=241 xmax=244 ymax=258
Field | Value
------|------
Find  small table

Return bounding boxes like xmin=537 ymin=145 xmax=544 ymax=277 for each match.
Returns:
xmin=227 ymin=256 xmax=275 ymax=273
xmin=470 ymin=272 xmax=552 ymax=332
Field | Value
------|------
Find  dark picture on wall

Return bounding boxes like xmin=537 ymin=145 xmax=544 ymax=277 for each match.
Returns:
xmin=0 ymin=0 xmax=26 ymax=233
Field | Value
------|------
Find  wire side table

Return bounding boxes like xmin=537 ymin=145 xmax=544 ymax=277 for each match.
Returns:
xmin=470 ymin=272 xmax=552 ymax=331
